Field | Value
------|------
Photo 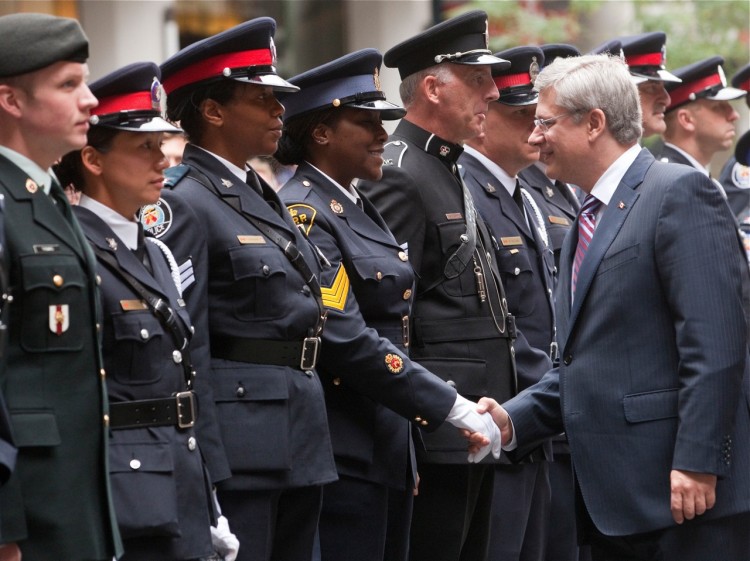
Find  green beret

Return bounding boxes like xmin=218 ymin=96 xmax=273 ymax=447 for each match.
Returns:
xmin=0 ymin=13 xmax=89 ymax=78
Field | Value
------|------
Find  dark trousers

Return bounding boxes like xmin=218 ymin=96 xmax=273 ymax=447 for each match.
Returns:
xmin=585 ymin=511 xmax=750 ymax=561
xmin=409 ymin=463 xmax=494 ymax=561
xmin=546 ymin=454 xmax=591 ymax=561
xmin=488 ymin=461 xmax=551 ymax=561
xmin=216 ymin=485 xmax=322 ymax=561
xmin=316 ymin=475 xmax=413 ymax=561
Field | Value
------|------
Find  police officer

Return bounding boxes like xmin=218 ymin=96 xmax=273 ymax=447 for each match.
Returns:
xmin=276 ymin=49 xmax=500 ymax=561
xmin=142 ymin=18 xmax=336 ymax=561
xmin=460 ymin=45 xmax=557 ymax=561
xmin=0 ymin=194 xmax=15 ymax=489
xmin=655 ymin=56 xmax=746 ymax=197
xmin=0 ymin=12 xmax=121 ymax=561
xmin=358 ymin=11 xmax=518 ymax=561
xmin=718 ymin=63 xmax=750 ymax=219
xmin=519 ymin=43 xmax=582 ymax=269
xmin=617 ymin=32 xmax=681 ymax=139
xmin=54 ymin=62 xmax=239 ymax=561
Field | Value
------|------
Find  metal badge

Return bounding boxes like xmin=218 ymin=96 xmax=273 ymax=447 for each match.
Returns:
xmin=221 ymin=178 xmax=233 ymax=188
xmin=270 ymin=37 xmax=278 ymax=65
xmin=150 ymin=77 xmax=165 ymax=114
xmin=545 ymin=186 xmax=554 ymax=198
xmin=330 ymin=199 xmax=344 ymax=214
xmin=105 ymin=237 xmax=118 ymax=251
xmin=25 ymin=178 xmax=38 ymax=193
xmin=373 ymin=66 xmax=381 ymax=91
xmin=385 ymin=353 xmax=404 ymax=374
xmin=529 ymin=57 xmax=540 ymax=84
xmin=439 ymin=145 xmax=451 ymax=157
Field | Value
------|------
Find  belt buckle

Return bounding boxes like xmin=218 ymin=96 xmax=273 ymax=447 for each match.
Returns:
xmin=300 ymin=336 xmax=320 ymax=370
xmin=175 ymin=391 xmax=195 ymax=428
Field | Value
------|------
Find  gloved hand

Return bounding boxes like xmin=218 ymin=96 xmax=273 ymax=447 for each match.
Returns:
xmin=445 ymin=394 xmax=502 ymax=463
xmin=211 ymin=515 xmax=239 ymax=561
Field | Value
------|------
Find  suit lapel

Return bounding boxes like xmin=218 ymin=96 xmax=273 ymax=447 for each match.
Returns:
xmin=567 ymin=150 xmax=652 ymax=330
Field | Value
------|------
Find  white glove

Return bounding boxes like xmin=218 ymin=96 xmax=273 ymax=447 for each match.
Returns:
xmin=445 ymin=394 xmax=502 ymax=463
xmin=211 ymin=515 xmax=240 ymax=561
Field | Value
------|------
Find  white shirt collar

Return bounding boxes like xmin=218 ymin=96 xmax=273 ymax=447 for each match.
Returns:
xmin=589 ymin=144 xmax=642 ymax=208
xmin=0 ymin=145 xmax=53 ymax=194
xmin=78 ymin=194 xmax=140 ymax=250
xmin=662 ymin=142 xmax=709 ymax=176
xmin=306 ymin=161 xmax=361 ymax=205
xmin=463 ymin=145 xmax=517 ymax=197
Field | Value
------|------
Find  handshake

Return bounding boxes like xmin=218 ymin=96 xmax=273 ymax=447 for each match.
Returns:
xmin=444 ymin=396 xmax=512 ymax=463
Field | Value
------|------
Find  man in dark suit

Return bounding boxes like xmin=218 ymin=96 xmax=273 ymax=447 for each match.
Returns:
xmin=460 ymin=45 xmax=555 ymax=561
xmin=655 ymin=56 xmax=746 ymax=196
xmin=0 ymin=13 xmax=121 ymax=561
xmin=478 ymin=53 xmax=750 ymax=560
xmin=359 ymin=10 xmax=518 ymax=561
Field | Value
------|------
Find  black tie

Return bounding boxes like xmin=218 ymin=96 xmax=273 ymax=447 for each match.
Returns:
xmin=133 ymin=226 xmax=152 ymax=273
xmin=513 ymin=180 xmax=525 ymax=216
xmin=246 ymin=170 xmax=264 ymax=197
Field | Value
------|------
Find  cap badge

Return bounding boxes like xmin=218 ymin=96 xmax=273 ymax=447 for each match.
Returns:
xmin=439 ymin=145 xmax=451 ymax=157
xmin=385 ymin=353 xmax=404 ymax=374
xmin=105 ymin=237 xmax=118 ymax=251
xmin=269 ymin=37 xmax=278 ymax=65
xmin=25 ymin=178 xmax=38 ymax=193
xmin=373 ymin=66 xmax=381 ymax=91
xmin=618 ymin=201 xmax=626 ymax=209
xmin=330 ymin=199 xmax=344 ymax=214
xmin=151 ymin=77 xmax=165 ymax=114
xmin=529 ymin=57 xmax=540 ymax=84
xmin=660 ymin=44 xmax=667 ymax=66
xmin=484 ymin=19 xmax=489 ymax=49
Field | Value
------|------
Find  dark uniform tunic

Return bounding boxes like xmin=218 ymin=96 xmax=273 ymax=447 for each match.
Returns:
xmin=359 ymin=119 xmax=517 ymax=561
xmin=0 ymin=194 xmax=17 ymax=486
xmin=0 ymin=153 xmax=121 ymax=561
xmin=75 ymin=201 xmax=215 ymax=561
xmin=280 ymin=162 xmax=456 ymax=560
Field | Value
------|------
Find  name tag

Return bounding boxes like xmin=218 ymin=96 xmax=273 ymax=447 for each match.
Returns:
xmin=500 ymin=236 xmax=523 ymax=247
xmin=237 ymin=235 xmax=266 ymax=245
xmin=120 ymin=300 xmax=148 ymax=311
xmin=445 ymin=212 xmax=463 ymax=220
xmin=548 ymin=216 xmax=570 ymax=225
xmin=33 ymin=244 xmax=60 ymax=253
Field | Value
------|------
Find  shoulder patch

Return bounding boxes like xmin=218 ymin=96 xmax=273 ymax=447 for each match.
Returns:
xmin=383 ymin=140 xmax=408 ymax=168
xmin=731 ymin=162 xmax=750 ymax=189
xmin=287 ymin=203 xmax=317 ymax=235
xmin=139 ymin=197 xmax=173 ymax=239
xmin=320 ymin=263 xmax=350 ymax=312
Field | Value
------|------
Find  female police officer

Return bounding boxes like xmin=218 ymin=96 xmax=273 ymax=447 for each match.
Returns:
xmin=55 ymin=62 xmax=237 ymax=561
xmin=276 ymin=49 xmax=501 ymax=561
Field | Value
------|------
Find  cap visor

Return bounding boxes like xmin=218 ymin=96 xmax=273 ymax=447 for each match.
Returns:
xmin=498 ymin=92 xmax=538 ymax=106
xmin=630 ymin=69 xmax=682 ymax=83
xmin=350 ymin=99 xmax=406 ymax=120
xmin=98 ymin=116 xmax=182 ymax=133
xmin=706 ymin=86 xmax=747 ymax=102
xmin=457 ymin=53 xmax=510 ymax=70
xmin=241 ymin=74 xmax=300 ymax=93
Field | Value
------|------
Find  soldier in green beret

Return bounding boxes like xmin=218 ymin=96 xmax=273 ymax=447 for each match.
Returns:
xmin=0 ymin=12 xmax=122 ymax=561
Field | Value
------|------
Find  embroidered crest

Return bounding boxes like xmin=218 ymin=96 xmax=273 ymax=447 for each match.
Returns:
xmin=49 ymin=304 xmax=69 ymax=335
xmin=139 ymin=198 xmax=173 ymax=239
xmin=105 ymin=237 xmax=118 ymax=251
xmin=732 ymin=162 xmax=750 ymax=189
xmin=330 ymin=199 xmax=344 ymax=214
xmin=439 ymin=145 xmax=451 ymax=157
xmin=385 ymin=353 xmax=404 ymax=374
xmin=288 ymin=203 xmax=317 ymax=235
xmin=25 ymin=178 xmax=38 ymax=193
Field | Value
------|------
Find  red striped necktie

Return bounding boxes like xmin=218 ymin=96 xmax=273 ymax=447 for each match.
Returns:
xmin=572 ymin=194 xmax=601 ymax=296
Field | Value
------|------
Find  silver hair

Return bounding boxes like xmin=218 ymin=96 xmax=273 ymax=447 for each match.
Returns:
xmin=399 ymin=64 xmax=455 ymax=108
xmin=534 ymin=54 xmax=642 ymax=144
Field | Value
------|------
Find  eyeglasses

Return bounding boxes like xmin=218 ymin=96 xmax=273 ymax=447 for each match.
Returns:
xmin=533 ymin=112 xmax=574 ymax=133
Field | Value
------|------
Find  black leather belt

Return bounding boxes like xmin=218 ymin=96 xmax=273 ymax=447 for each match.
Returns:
xmin=211 ymin=335 xmax=320 ymax=370
xmin=110 ymin=391 xmax=195 ymax=430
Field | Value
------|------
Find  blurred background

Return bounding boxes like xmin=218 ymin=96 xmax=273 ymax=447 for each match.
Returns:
xmin=2 ymin=0 xmax=748 ymax=168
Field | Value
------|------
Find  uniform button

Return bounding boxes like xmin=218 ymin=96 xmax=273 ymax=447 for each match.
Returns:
xmin=190 ymin=325 xmax=195 ymax=334
xmin=129 ymin=459 xmax=141 ymax=470
xmin=236 ymin=386 xmax=246 ymax=398
xmin=376 ymin=271 xmax=383 ymax=281
xmin=103 ymin=414 xmax=110 ymax=427
xmin=96 ymin=274 xmax=102 ymax=286
xmin=446 ymin=380 xmax=456 ymax=388
xmin=333 ymin=378 xmax=341 ymax=386
xmin=96 ymin=323 xmax=102 ymax=333
xmin=302 ymin=180 xmax=311 ymax=187
xmin=140 ymin=329 xmax=149 ymax=340
xmin=414 ymin=416 xmax=422 ymax=422
xmin=420 ymin=420 xmax=429 ymax=426
xmin=514 ymin=267 xmax=521 ymax=276
xmin=302 ymin=285 xmax=311 ymax=295
xmin=402 ymin=289 xmax=412 ymax=300
xmin=188 ymin=437 xmax=197 ymax=451
xmin=262 ymin=265 xmax=271 ymax=276
xmin=100 ymin=368 xmax=106 ymax=379
xmin=398 ymin=251 xmax=408 ymax=262
xmin=460 ymin=234 xmax=469 ymax=243
xmin=563 ymin=354 xmax=573 ymax=365
xmin=53 ymin=274 xmax=64 ymax=287
xmin=172 ymin=350 xmax=183 ymax=364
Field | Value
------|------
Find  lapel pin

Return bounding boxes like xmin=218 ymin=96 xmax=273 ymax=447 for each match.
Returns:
xmin=330 ymin=199 xmax=344 ymax=214
xmin=221 ymin=178 xmax=233 ymax=188
xmin=105 ymin=237 xmax=118 ymax=251
xmin=26 ymin=178 xmax=38 ymax=193
xmin=618 ymin=201 xmax=626 ymax=209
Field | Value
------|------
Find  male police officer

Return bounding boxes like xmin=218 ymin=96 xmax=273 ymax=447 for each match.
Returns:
xmin=359 ymin=11 xmax=518 ymax=561
xmin=0 ymin=12 xmax=121 ymax=561
xmin=718 ymin=63 xmax=750 ymax=219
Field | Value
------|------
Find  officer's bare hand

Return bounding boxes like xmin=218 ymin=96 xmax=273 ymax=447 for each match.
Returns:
xmin=670 ymin=469 xmax=716 ymax=524
xmin=0 ymin=542 xmax=21 ymax=561
xmin=475 ymin=397 xmax=513 ymax=445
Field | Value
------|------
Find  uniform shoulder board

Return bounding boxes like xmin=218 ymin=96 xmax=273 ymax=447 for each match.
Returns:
xmin=383 ymin=140 xmax=408 ymax=168
xmin=163 ymin=164 xmax=190 ymax=189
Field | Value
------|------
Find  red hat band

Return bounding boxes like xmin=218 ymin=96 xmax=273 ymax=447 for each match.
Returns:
xmin=93 ymin=91 xmax=155 ymax=116
xmin=625 ymin=51 xmax=664 ymax=68
xmin=494 ymin=72 xmax=532 ymax=90
xmin=669 ymin=72 xmax=722 ymax=108
xmin=163 ymin=48 xmax=274 ymax=94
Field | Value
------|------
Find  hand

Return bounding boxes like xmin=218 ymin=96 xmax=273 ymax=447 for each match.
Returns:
xmin=476 ymin=397 xmax=513 ymax=445
xmin=0 ymin=543 xmax=21 ymax=561
xmin=446 ymin=395 xmax=502 ymax=462
xmin=670 ymin=470 xmax=717 ymax=524
xmin=211 ymin=515 xmax=240 ymax=561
